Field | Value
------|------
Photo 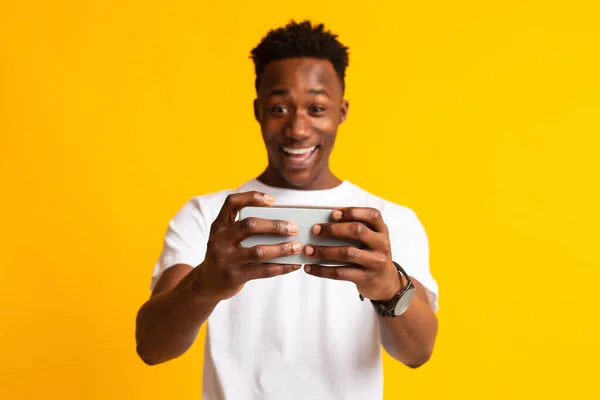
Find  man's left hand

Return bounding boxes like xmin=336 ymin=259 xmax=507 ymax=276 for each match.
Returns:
xmin=303 ymin=207 xmax=404 ymax=301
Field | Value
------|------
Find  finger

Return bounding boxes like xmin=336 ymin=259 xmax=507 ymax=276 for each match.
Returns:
xmin=304 ymin=245 xmax=387 ymax=271
xmin=303 ymin=264 xmax=366 ymax=284
xmin=240 ymin=263 xmax=303 ymax=282
xmin=212 ymin=191 xmax=275 ymax=232
xmin=331 ymin=207 xmax=387 ymax=233
xmin=232 ymin=241 xmax=303 ymax=265
xmin=312 ymin=221 xmax=379 ymax=249
xmin=232 ymin=217 xmax=298 ymax=243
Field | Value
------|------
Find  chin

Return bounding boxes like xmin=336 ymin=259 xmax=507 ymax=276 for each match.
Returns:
xmin=282 ymin=170 xmax=317 ymax=188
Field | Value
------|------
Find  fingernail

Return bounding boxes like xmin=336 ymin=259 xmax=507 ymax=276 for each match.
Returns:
xmin=264 ymin=194 xmax=274 ymax=203
xmin=288 ymin=223 xmax=299 ymax=234
xmin=304 ymin=245 xmax=314 ymax=256
xmin=312 ymin=224 xmax=321 ymax=235
xmin=292 ymin=242 xmax=302 ymax=252
xmin=304 ymin=265 xmax=312 ymax=273
xmin=332 ymin=210 xmax=342 ymax=220
xmin=294 ymin=264 xmax=302 ymax=269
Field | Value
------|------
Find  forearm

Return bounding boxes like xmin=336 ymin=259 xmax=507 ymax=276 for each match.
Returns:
xmin=135 ymin=269 xmax=219 ymax=365
xmin=378 ymin=280 xmax=438 ymax=368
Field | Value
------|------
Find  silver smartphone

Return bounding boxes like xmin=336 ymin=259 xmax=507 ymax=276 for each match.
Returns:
xmin=238 ymin=205 xmax=362 ymax=266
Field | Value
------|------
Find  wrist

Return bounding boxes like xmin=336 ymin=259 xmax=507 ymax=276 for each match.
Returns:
xmin=189 ymin=264 xmax=221 ymax=304
xmin=187 ymin=282 xmax=221 ymax=308
xmin=372 ymin=266 xmax=406 ymax=301
xmin=369 ymin=262 xmax=416 ymax=318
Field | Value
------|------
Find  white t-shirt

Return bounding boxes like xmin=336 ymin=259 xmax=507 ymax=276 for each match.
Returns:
xmin=151 ymin=179 xmax=439 ymax=400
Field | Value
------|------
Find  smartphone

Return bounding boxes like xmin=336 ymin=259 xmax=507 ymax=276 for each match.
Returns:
xmin=238 ymin=205 xmax=362 ymax=266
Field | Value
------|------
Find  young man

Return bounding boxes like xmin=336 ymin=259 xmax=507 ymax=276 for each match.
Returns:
xmin=136 ymin=20 xmax=439 ymax=400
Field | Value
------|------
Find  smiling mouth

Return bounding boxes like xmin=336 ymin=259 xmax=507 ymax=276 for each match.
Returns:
xmin=279 ymin=145 xmax=320 ymax=167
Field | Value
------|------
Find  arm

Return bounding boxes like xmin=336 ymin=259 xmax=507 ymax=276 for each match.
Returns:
xmin=135 ymin=191 xmax=303 ymax=366
xmin=377 ymin=277 xmax=438 ymax=368
xmin=135 ymin=264 xmax=219 ymax=365
xmin=302 ymin=207 xmax=439 ymax=368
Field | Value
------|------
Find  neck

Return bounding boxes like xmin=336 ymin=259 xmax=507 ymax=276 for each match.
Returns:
xmin=257 ymin=167 xmax=342 ymax=190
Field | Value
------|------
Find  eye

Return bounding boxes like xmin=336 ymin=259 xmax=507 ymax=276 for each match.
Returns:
xmin=270 ymin=105 xmax=288 ymax=115
xmin=309 ymin=105 xmax=327 ymax=114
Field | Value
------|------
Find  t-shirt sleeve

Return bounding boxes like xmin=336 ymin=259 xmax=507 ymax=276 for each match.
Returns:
xmin=150 ymin=197 xmax=210 ymax=291
xmin=388 ymin=207 xmax=439 ymax=312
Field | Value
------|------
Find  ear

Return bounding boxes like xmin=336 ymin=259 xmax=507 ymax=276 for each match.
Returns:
xmin=340 ymin=100 xmax=349 ymax=123
xmin=253 ymin=99 xmax=260 ymax=123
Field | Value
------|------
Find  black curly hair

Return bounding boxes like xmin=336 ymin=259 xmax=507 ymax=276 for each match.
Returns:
xmin=250 ymin=20 xmax=349 ymax=92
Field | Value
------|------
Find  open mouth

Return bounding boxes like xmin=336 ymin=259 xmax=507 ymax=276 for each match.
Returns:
xmin=279 ymin=145 xmax=320 ymax=168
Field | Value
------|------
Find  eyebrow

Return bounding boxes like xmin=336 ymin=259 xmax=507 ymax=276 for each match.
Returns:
xmin=268 ymin=88 xmax=331 ymax=98
xmin=308 ymin=89 xmax=330 ymax=98
xmin=268 ymin=89 xmax=289 ymax=98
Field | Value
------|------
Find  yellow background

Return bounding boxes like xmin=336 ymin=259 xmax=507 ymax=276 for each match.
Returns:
xmin=1 ymin=0 xmax=599 ymax=398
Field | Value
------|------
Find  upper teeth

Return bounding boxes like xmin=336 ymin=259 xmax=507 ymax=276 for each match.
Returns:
xmin=282 ymin=146 xmax=316 ymax=155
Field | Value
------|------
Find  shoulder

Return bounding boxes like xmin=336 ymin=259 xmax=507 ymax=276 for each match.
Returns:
xmin=169 ymin=188 xmax=235 ymax=228
xmin=346 ymin=182 xmax=419 ymax=228
xmin=173 ymin=179 xmax=262 ymax=224
xmin=188 ymin=188 xmax=235 ymax=211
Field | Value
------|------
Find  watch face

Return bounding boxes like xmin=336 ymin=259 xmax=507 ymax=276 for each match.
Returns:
xmin=394 ymin=288 xmax=416 ymax=316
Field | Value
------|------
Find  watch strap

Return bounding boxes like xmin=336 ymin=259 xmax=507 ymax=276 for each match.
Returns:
xmin=360 ymin=261 xmax=414 ymax=317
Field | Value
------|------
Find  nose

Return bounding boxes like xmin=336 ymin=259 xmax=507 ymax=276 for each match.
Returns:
xmin=286 ymin=111 xmax=310 ymax=139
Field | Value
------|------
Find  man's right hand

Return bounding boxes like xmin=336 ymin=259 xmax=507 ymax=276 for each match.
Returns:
xmin=191 ymin=191 xmax=302 ymax=301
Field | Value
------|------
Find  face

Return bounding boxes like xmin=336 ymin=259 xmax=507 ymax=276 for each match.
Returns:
xmin=254 ymin=57 xmax=349 ymax=189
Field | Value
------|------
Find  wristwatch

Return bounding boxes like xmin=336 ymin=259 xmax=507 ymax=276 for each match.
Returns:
xmin=360 ymin=261 xmax=416 ymax=317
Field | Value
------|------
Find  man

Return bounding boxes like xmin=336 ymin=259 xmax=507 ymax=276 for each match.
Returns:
xmin=136 ymin=20 xmax=439 ymax=400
